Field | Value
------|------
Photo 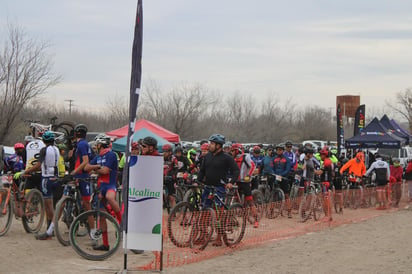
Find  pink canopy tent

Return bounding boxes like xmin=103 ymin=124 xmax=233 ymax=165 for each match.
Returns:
xmin=106 ymin=119 xmax=180 ymax=143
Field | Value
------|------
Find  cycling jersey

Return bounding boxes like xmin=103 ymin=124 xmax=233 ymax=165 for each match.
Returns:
xmin=198 ymin=150 xmax=240 ymax=187
xmin=74 ymin=139 xmax=92 ymax=179
xmin=3 ymin=154 xmax=25 ymax=173
xmin=366 ymin=159 xmax=390 ymax=185
xmin=89 ymin=148 xmax=118 ymax=187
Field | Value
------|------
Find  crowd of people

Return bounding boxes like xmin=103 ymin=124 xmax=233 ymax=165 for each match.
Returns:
xmin=3 ymin=126 xmax=412 ymax=249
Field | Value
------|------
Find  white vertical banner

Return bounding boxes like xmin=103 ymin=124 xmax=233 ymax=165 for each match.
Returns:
xmin=126 ymin=155 xmax=163 ymax=251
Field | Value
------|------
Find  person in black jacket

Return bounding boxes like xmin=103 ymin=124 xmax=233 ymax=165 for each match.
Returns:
xmin=197 ymin=134 xmax=240 ymax=246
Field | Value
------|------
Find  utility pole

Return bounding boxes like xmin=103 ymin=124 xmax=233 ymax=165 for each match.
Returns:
xmin=65 ymin=99 xmax=74 ymax=115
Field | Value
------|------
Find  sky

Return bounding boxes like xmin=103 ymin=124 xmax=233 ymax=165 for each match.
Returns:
xmin=1 ymin=0 xmax=412 ymax=115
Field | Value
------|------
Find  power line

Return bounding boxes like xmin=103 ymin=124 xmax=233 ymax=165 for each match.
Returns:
xmin=65 ymin=99 xmax=74 ymax=115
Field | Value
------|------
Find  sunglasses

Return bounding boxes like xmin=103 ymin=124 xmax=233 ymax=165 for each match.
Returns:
xmin=286 ymin=145 xmax=292 ymax=148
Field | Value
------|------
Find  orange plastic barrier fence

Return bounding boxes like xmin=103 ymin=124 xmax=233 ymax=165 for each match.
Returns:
xmin=132 ymin=184 xmax=409 ymax=271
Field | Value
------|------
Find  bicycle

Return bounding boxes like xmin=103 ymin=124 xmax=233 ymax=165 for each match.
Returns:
xmin=289 ymin=172 xmax=303 ymax=214
xmin=298 ymin=178 xmax=323 ymax=222
xmin=264 ymin=174 xmax=286 ymax=219
xmin=346 ymin=174 xmax=364 ymax=209
xmin=24 ymin=117 xmax=75 ymax=144
xmin=362 ymin=176 xmax=377 ymax=208
xmin=69 ymin=175 xmax=121 ymax=261
xmin=0 ymin=172 xmax=45 ymax=236
xmin=225 ymin=182 xmax=265 ymax=225
xmin=54 ymin=175 xmax=87 ymax=246
xmin=168 ymin=184 xmax=203 ymax=248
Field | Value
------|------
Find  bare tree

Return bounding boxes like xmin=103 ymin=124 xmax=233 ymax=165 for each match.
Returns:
xmin=0 ymin=23 xmax=61 ymax=143
xmin=387 ymin=88 xmax=412 ymax=132
xmin=105 ymin=93 xmax=129 ymax=130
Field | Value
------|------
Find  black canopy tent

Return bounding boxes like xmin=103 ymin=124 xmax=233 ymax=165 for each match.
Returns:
xmin=345 ymin=117 xmax=406 ymax=149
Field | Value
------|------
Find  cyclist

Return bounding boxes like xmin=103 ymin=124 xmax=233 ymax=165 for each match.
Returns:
xmin=187 ymin=148 xmax=198 ymax=174
xmin=261 ymin=145 xmax=275 ymax=175
xmin=405 ymin=160 xmax=412 ymax=203
xmin=70 ymin=124 xmax=93 ymax=220
xmin=365 ymin=154 xmax=390 ymax=209
xmin=339 ymin=152 xmax=366 ymax=182
xmin=389 ymin=158 xmax=402 ymax=208
xmin=24 ymin=131 xmax=60 ymax=240
xmin=230 ymin=143 xmax=258 ymax=228
xmin=284 ymin=141 xmax=297 ymax=170
xmin=162 ymin=144 xmax=178 ymax=209
xmin=272 ymin=144 xmax=292 ymax=217
xmin=315 ymin=148 xmax=334 ymax=221
xmin=141 ymin=136 xmax=160 ymax=156
xmin=196 ymin=142 xmax=209 ymax=169
xmin=251 ymin=145 xmax=263 ymax=190
xmin=333 ymin=158 xmax=345 ymax=213
xmin=3 ymin=142 xmax=26 ymax=174
xmin=84 ymin=135 xmax=120 ymax=251
xmin=197 ymin=134 xmax=240 ymax=246
xmin=174 ymin=146 xmax=191 ymax=173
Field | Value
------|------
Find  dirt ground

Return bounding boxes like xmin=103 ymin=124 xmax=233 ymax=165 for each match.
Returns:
xmin=1 ymin=205 xmax=412 ymax=273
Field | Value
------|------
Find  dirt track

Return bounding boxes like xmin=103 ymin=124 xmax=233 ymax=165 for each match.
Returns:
xmin=1 ymin=205 xmax=412 ymax=273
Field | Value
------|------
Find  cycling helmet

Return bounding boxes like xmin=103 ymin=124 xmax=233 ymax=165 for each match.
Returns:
xmin=374 ymin=153 xmax=382 ymax=159
xmin=304 ymin=147 xmax=314 ymax=154
xmin=95 ymin=135 xmax=111 ymax=146
xmin=74 ymin=124 xmax=88 ymax=133
xmin=320 ymin=148 xmax=329 ymax=156
xmin=253 ymin=146 xmax=261 ymax=154
xmin=275 ymin=144 xmax=284 ymax=150
xmin=131 ymin=142 xmax=140 ymax=150
xmin=231 ymin=143 xmax=243 ymax=154
xmin=200 ymin=143 xmax=209 ymax=151
xmin=208 ymin=134 xmax=225 ymax=145
xmin=174 ymin=146 xmax=183 ymax=153
xmin=285 ymin=141 xmax=293 ymax=147
xmin=142 ymin=136 xmax=158 ymax=147
xmin=57 ymin=143 xmax=66 ymax=150
xmin=42 ymin=131 xmax=55 ymax=142
xmin=393 ymin=158 xmax=400 ymax=163
xmin=162 ymin=144 xmax=173 ymax=152
xmin=330 ymin=148 xmax=338 ymax=155
xmin=14 ymin=143 xmax=25 ymax=150
xmin=188 ymin=148 xmax=197 ymax=155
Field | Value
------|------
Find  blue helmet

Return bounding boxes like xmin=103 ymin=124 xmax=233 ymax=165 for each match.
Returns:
xmin=208 ymin=134 xmax=225 ymax=145
xmin=42 ymin=131 xmax=55 ymax=142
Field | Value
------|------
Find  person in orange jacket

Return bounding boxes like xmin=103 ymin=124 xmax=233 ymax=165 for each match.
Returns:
xmin=339 ymin=152 xmax=366 ymax=179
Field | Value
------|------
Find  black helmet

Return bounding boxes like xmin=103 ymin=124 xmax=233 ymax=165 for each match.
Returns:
xmin=285 ymin=140 xmax=293 ymax=146
xmin=304 ymin=147 xmax=314 ymax=154
xmin=174 ymin=146 xmax=183 ymax=153
xmin=208 ymin=134 xmax=225 ymax=145
xmin=275 ymin=144 xmax=284 ymax=150
xmin=142 ymin=136 xmax=158 ymax=147
xmin=74 ymin=124 xmax=88 ymax=134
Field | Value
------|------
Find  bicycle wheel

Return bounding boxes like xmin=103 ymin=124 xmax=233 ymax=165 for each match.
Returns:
xmin=0 ymin=189 xmax=13 ymax=236
xmin=251 ymin=189 xmax=265 ymax=222
xmin=258 ymin=184 xmax=271 ymax=203
xmin=183 ymin=188 xmax=202 ymax=210
xmin=54 ymin=196 xmax=85 ymax=246
xmin=69 ymin=210 xmax=121 ymax=261
xmin=52 ymin=121 xmax=75 ymax=144
xmin=175 ymin=187 xmax=184 ymax=204
xmin=298 ymin=192 xmax=314 ymax=223
xmin=312 ymin=194 xmax=324 ymax=221
xmin=266 ymin=188 xmax=285 ymax=219
xmin=22 ymin=189 xmax=45 ymax=233
xmin=167 ymin=202 xmax=195 ymax=248
xmin=223 ymin=203 xmax=246 ymax=247
xmin=190 ymin=208 xmax=214 ymax=250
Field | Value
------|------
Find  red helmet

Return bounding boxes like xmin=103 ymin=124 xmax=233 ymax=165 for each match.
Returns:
xmin=131 ymin=142 xmax=140 ymax=150
xmin=162 ymin=144 xmax=173 ymax=152
xmin=14 ymin=143 xmax=25 ymax=150
xmin=200 ymin=143 xmax=209 ymax=151
xmin=231 ymin=143 xmax=243 ymax=154
xmin=320 ymin=148 xmax=329 ymax=156
xmin=253 ymin=146 xmax=261 ymax=154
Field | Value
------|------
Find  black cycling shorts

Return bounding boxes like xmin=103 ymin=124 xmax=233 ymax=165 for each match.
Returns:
xmin=235 ymin=181 xmax=252 ymax=197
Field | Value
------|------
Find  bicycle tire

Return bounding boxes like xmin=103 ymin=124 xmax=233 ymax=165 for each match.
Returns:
xmin=251 ymin=189 xmax=265 ymax=222
xmin=22 ymin=189 xmax=45 ymax=234
xmin=312 ymin=194 xmax=324 ymax=221
xmin=0 ymin=189 xmax=13 ymax=236
xmin=223 ymin=203 xmax=246 ymax=247
xmin=54 ymin=196 xmax=85 ymax=246
xmin=298 ymin=192 xmax=314 ymax=223
xmin=69 ymin=210 xmax=121 ymax=261
xmin=258 ymin=184 xmax=271 ymax=203
xmin=266 ymin=188 xmax=285 ymax=219
xmin=183 ymin=188 xmax=202 ymax=210
xmin=167 ymin=201 xmax=195 ymax=248
xmin=175 ymin=187 xmax=184 ymax=204
xmin=190 ymin=208 xmax=214 ymax=250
